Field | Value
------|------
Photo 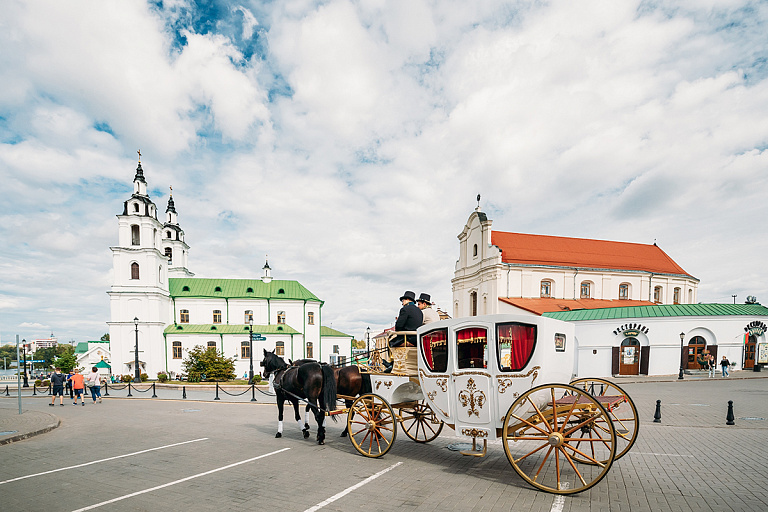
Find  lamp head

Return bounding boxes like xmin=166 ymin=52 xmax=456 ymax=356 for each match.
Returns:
xmin=680 ymin=332 xmax=685 ymax=341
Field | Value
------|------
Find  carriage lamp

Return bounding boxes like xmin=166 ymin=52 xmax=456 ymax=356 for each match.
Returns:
xmin=134 ymin=317 xmax=141 ymax=383
xmin=248 ymin=317 xmax=254 ymax=384
xmin=678 ymin=332 xmax=685 ymax=380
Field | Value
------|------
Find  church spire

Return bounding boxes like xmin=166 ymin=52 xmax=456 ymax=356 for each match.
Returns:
xmin=166 ymin=186 xmax=177 ymax=215
xmin=261 ymin=256 xmax=273 ymax=284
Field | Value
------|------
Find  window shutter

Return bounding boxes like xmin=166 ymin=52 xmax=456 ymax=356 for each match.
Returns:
xmin=639 ymin=346 xmax=650 ymax=375
xmin=611 ymin=347 xmax=620 ymax=375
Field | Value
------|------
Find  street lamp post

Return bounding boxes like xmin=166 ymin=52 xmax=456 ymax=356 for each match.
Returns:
xmin=248 ymin=317 xmax=254 ymax=384
xmin=22 ymin=340 xmax=29 ymax=387
xmin=133 ymin=317 xmax=141 ymax=383
xmin=366 ymin=327 xmax=371 ymax=356
xmin=678 ymin=332 xmax=686 ymax=380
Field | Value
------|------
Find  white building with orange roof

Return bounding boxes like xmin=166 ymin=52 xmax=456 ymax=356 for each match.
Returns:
xmin=450 ymin=208 xmax=768 ymax=377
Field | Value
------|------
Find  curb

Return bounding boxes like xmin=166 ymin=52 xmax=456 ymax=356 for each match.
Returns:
xmin=0 ymin=413 xmax=61 ymax=446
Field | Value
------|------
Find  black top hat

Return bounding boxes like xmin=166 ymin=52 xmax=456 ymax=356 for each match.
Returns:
xmin=417 ymin=293 xmax=432 ymax=304
xmin=399 ymin=291 xmax=416 ymax=302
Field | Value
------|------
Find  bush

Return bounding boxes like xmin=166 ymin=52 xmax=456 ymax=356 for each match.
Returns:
xmin=122 ymin=374 xmax=133 ymax=383
xmin=34 ymin=379 xmax=42 ymax=387
xmin=140 ymin=373 xmax=148 ymax=382
xmin=42 ymin=380 xmax=50 ymax=387
xmin=157 ymin=372 xmax=168 ymax=383
xmin=182 ymin=346 xmax=236 ymax=382
xmin=253 ymin=374 xmax=262 ymax=383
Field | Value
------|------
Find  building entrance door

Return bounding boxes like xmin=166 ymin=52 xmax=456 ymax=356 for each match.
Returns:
xmin=744 ymin=335 xmax=757 ymax=369
xmin=619 ymin=338 xmax=640 ymax=375
xmin=687 ymin=336 xmax=707 ymax=370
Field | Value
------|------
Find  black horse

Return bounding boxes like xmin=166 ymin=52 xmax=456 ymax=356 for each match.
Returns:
xmin=261 ymin=350 xmax=337 ymax=445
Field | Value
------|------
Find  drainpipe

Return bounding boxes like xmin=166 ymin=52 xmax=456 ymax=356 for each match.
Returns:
xmin=163 ymin=332 xmax=168 ymax=373
xmin=648 ymin=273 xmax=655 ymax=302
xmin=573 ymin=270 xmax=579 ymax=300
xmin=225 ymin=298 xmax=229 ymax=324
xmin=506 ymin=264 xmax=511 ymax=298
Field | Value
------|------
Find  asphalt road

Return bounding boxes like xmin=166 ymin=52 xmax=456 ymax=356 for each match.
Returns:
xmin=1 ymin=377 xmax=766 ymax=512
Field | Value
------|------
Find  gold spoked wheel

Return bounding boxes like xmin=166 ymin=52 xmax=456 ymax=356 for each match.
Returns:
xmin=347 ymin=394 xmax=397 ymax=458
xmin=502 ymin=383 xmax=617 ymax=494
xmin=398 ymin=400 xmax=444 ymax=443
xmin=569 ymin=378 xmax=639 ymax=461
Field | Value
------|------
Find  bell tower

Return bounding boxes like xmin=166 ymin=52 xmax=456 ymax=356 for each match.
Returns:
xmin=107 ymin=151 xmax=172 ymax=378
xmin=162 ymin=186 xmax=194 ymax=278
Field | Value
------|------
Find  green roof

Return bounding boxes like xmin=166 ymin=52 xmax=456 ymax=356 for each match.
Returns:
xmin=320 ymin=326 xmax=352 ymax=337
xmin=169 ymin=278 xmax=321 ymax=301
xmin=543 ymin=303 xmax=768 ymax=322
xmin=75 ymin=341 xmax=108 ymax=354
xmin=94 ymin=360 xmax=111 ymax=369
xmin=164 ymin=324 xmax=300 ymax=335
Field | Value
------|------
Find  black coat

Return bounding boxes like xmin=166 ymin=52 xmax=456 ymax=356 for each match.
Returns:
xmin=391 ymin=302 xmax=423 ymax=347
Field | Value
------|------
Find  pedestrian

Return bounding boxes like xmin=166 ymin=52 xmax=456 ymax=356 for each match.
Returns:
xmin=71 ymin=368 xmax=86 ymax=406
xmin=49 ymin=367 xmax=66 ymax=406
xmin=87 ymin=367 xmax=102 ymax=403
xmin=416 ymin=293 xmax=440 ymax=324
xmin=708 ymin=354 xmax=716 ymax=378
xmin=720 ymin=356 xmax=730 ymax=377
xmin=66 ymin=369 xmax=74 ymax=399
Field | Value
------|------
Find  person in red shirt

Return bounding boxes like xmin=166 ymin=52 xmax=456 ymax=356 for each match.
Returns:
xmin=71 ymin=368 xmax=86 ymax=406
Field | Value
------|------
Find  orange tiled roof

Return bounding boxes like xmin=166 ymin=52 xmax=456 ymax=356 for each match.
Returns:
xmin=499 ymin=297 xmax=656 ymax=316
xmin=491 ymin=231 xmax=693 ymax=277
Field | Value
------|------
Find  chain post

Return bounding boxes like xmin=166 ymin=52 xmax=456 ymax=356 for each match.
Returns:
xmin=214 ymin=382 xmax=220 ymax=400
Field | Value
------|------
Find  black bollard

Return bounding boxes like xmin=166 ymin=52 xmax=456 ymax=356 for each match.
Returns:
xmin=726 ymin=400 xmax=735 ymax=425
xmin=251 ymin=383 xmax=256 ymax=402
xmin=214 ymin=382 xmax=220 ymax=400
xmin=4 ymin=384 xmax=9 ymax=396
xmin=104 ymin=382 xmax=109 ymax=396
xmin=48 ymin=384 xmax=52 ymax=396
xmin=152 ymin=383 xmax=157 ymax=398
xmin=32 ymin=384 xmax=37 ymax=396
xmin=127 ymin=382 xmax=133 ymax=397
xmin=653 ymin=399 xmax=662 ymax=423
xmin=182 ymin=386 xmax=187 ymax=399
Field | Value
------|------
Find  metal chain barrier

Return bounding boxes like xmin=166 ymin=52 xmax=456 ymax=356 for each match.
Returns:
xmin=217 ymin=383 xmax=254 ymax=397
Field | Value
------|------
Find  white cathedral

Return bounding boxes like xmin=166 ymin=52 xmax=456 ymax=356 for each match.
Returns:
xmin=107 ymin=159 xmax=353 ymax=379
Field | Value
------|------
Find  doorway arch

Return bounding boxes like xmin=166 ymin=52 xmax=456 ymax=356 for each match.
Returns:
xmin=686 ymin=336 xmax=707 ymax=370
xmin=619 ymin=337 xmax=640 ymax=375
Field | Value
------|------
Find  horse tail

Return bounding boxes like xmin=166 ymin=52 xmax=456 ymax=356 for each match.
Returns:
xmin=321 ymin=363 xmax=337 ymax=415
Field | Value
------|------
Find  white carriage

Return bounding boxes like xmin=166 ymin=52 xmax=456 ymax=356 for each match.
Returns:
xmin=341 ymin=314 xmax=639 ymax=494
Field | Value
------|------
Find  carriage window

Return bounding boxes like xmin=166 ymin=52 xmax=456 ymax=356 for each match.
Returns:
xmin=421 ymin=328 xmax=448 ymax=373
xmin=497 ymin=322 xmax=537 ymax=372
xmin=457 ymin=327 xmax=487 ymax=369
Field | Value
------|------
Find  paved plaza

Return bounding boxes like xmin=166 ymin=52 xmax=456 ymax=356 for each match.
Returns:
xmin=1 ymin=374 xmax=767 ymax=512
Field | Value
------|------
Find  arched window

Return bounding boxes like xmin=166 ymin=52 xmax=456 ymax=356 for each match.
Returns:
xmin=540 ymin=280 xmax=552 ymax=298
xmin=153 ymin=228 xmax=156 ymax=247
xmin=131 ymin=225 xmax=140 ymax=245
xmin=306 ymin=342 xmax=313 ymax=359
xmin=673 ymin=287 xmax=681 ymax=304
xmin=182 ymin=285 xmax=190 ymax=292
xmin=241 ymin=341 xmax=250 ymax=359
xmin=165 ymin=247 xmax=172 ymax=263
xmin=473 ymin=244 xmax=478 ymax=257
xmin=214 ymin=286 xmax=222 ymax=292
xmin=207 ymin=341 xmax=217 ymax=350
xmin=653 ymin=286 xmax=663 ymax=303
xmin=172 ymin=341 xmax=182 ymax=359
xmin=212 ymin=310 xmax=222 ymax=324
xmin=244 ymin=310 xmax=253 ymax=324
xmin=179 ymin=310 xmax=189 ymax=323
xmin=133 ymin=203 xmax=139 ymax=213
xmin=619 ymin=283 xmax=630 ymax=300
xmin=277 ymin=311 xmax=286 ymax=324
xmin=246 ymin=287 xmax=254 ymax=293
xmin=307 ymin=312 xmax=314 ymax=325
xmin=166 ymin=230 xmax=171 ymax=238
xmin=159 ymin=266 xmax=162 ymax=283
xmin=130 ymin=262 xmax=140 ymax=280
xmin=278 ymin=288 xmax=285 ymax=294
xmin=276 ymin=341 xmax=285 ymax=356
xmin=470 ymin=291 xmax=477 ymax=316
xmin=580 ymin=281 xmax=591 ymax=299
xmin=688 ymin=289 xmax=693 ymax=303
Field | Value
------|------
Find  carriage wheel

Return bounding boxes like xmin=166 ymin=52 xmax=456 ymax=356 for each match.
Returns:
xmin=347 ymin=394 xmax=397 ymax=458
xmin=569 ymin=378 xmax=639 ymax=461
xmin=398 ymin=400 xmax=444 ymax=443
xmin=502 ymin=383 xmax=616 ymax=494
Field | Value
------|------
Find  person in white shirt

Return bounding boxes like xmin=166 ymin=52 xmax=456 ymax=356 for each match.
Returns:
xmin=417 ymin=293 xmax=440 ymax=324
xmin=87 ymin=367 xmax=102 ymax=403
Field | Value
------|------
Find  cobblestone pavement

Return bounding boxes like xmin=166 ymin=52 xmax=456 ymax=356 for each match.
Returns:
xmin=0 ymin=376 xmax=766 ymax=512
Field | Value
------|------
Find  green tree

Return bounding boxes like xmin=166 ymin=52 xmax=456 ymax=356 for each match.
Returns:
xmin=100 ymin=333 xmax=110 ymax=341
xmin=53 ymin=353 xmax=78 ymax=373
xmin=182 ymin=346 xmax=236 ymax=382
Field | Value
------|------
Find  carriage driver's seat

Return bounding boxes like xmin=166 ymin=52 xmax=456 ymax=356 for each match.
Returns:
xmin=384 ymin=331 xmax=419 ymax=376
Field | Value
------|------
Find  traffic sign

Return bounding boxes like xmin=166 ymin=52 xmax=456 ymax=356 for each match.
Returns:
xmin=252 ymin=336 xmax=267 ymax=341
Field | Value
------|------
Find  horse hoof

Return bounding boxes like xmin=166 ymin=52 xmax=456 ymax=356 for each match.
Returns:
xmin=303 ymin=430 xmax=310 ymax=439
xmin=340 ymin=432 xmax=348 ymax=438
xmin=275 ymin=432 xmax=282 ymax=438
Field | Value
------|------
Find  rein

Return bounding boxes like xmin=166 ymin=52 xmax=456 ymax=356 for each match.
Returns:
xmin=268 ymin=363 xmax=335 ymax=415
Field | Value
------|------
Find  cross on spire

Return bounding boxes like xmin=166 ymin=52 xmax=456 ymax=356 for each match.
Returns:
xmin=137 ymin=149 xmax=141 ymax=163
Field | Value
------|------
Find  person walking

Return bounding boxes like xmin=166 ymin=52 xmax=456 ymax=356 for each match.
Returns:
xmin=720 ymin=356 xmax=731 ymax=377
xmin=71 ymin=368 xmax=86 ymax=406
xmin=66 ymin=369 xmax=74 ymax=399
xmin=708 ymin=354 xmax=716 ymax=378
xmin=87 ymin=367 xmax=102 ymax=403
xmin=49 ymin=368 xmax=66 ymax=406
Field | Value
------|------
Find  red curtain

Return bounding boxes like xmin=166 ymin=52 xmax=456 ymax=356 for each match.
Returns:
xmin=422 ymin=329 xmax=447 ymax=370
xmin=499 ymin=324 xmax=536 ymax=370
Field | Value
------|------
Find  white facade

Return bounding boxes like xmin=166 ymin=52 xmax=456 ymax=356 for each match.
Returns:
xmin=107 ymin=161 xmax=351 ymax=379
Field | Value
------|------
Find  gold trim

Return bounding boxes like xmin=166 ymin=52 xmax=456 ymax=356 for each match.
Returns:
xmin=453 ymin=371 xmax=491 ymax=378
xmin=435 ymin=378 xmax=447 ymax=392
xmin=496 ymin=366 xmax=541 ymax=393
xmin=461 ymin=428 xmax=489 ymax=438
xmin=419 ymin=369 xmax=450 ymax=379
xmin=427 ymin=391 xmax=437 ymax=401
xmin=458 ymin=378 xmax=486 ymax=417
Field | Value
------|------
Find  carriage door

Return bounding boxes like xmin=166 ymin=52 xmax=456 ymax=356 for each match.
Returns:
xmin=686 ymin=336 xmax=707 ymax=370
xmin=619 ymin=338 xmax=640 ymax=375
xmin=419 ymin=328 xmax=452 ymax=421
xmin=453 ymin=327 xmax=492 ymax=427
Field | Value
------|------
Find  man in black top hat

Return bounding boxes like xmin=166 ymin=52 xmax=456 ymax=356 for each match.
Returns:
xmin=389 ymin=291 xmax=423 ymax=347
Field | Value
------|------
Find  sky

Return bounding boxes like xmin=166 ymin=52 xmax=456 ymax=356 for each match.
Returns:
xmin=1 ymin=0 xmax=766 ymax=346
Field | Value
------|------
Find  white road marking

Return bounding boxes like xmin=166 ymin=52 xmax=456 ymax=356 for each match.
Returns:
xmin=304 ymin=462 xmax=403 ymax=512
xmin=550 ymin=482 xmax=569 ymax=512
xmin=0 ymin=438 xmax=209 ymax=485
xmin=71 ymin=447 xmax=290 ymax=512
